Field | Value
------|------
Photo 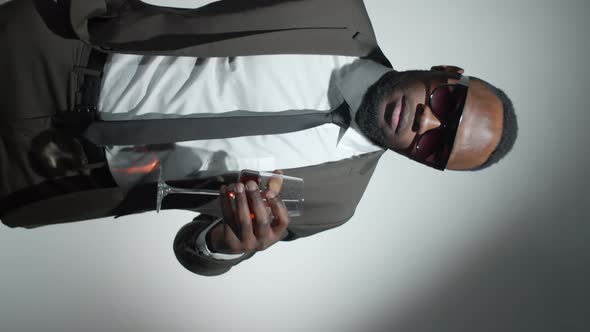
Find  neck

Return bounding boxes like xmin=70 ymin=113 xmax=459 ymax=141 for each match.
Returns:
xmin=336 ymin=59 xmax=392 ymax=129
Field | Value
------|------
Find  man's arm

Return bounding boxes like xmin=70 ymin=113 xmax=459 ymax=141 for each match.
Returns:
xmin=173 ymin=151 xmax=386 ymax=276
xmin=34 ymin=0 xmax=325 ymax=49
xmin=33 ymin=0 xmax=382 ymax=59
xmin=173 ymin=214 xmax=257 ymax=276
xmin=174 ymin=172 xmax=290 ymax=276
xmin=34 ymin=0 xmax=212 ymax=42
xmin=174 ymin=211 xmax=340 ymax=276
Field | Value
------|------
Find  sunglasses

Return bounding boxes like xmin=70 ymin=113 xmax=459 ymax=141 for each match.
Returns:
xmin=408 ymin=75 xmax=470 ymax=170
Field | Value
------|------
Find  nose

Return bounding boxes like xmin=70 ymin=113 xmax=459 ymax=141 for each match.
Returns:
xmin=416 ymin=104 xmax=442 ymax=135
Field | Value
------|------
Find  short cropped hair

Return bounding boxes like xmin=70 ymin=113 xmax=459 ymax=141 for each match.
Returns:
xmin=469 ymin=77 xmax=518 ymax=170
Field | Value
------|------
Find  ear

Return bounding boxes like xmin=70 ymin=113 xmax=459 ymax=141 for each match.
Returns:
xmin=431 ymin=65 xmax=465 ymax=75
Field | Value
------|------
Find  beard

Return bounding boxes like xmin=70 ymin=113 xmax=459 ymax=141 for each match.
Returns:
xmin=355 ymin=70 xmax=404 ymax=148
xmin=356 ymin=70 xmax=433 ymax=148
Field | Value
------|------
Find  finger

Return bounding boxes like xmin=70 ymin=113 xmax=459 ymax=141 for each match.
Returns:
xmin=267 ymin=170 xmax=284 ymax=194
xmin=245 ymin=180 xmax=271 ymax=238
xmin=219 ymin=185 xmax=239 ymax=235
xmin=266 ymin=190 xmax=290 ymax=236
xmin=234 ymin=182 xmax=254 ymax=241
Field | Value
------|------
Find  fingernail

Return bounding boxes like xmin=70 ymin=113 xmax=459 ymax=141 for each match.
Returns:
xmin=246 ymin=181 xmax=257 ymax=191
xmin=266 ymin=190 xmax=277 ymax=199
xmin=235 ymin=182 xmax=244 ymax=193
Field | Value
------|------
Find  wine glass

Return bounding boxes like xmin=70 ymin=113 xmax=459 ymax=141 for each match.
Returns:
xmin=156 ymin=166 xmax=219 ymax=213
xmin=156 ymin=166 xmax=304 ymax=216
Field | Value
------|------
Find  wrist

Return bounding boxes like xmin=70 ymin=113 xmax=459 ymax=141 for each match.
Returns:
xmin=196 ymin=218 xmax=244 ymax=260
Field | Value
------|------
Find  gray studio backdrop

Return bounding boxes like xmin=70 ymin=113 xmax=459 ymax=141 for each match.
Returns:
xmin=1 ymin=0 xmax=588 ymax=331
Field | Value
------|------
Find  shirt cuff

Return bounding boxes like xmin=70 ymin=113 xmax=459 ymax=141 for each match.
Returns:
xmin=196 ymin=217 xmax=245 ymax=260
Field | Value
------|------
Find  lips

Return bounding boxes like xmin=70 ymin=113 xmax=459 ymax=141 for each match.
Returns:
xmin=396 ymin=96 xmax=406 ymax=133
xmin=385 ymin=96 xmax=406 ymax=133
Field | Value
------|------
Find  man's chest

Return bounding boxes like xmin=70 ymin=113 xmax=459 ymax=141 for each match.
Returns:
xmin=98 ymin=53 xmax=382 ymax=187
xmin=98 ymin=54 xmax=357 ymax=118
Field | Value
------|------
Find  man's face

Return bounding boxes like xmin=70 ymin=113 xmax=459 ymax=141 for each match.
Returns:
xmin=356 ymin=69 xmax=503 ymax=170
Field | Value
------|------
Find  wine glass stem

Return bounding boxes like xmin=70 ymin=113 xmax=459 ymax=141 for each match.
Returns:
xmin=167 ymin=185 xmax=300 ymax=202
xmin=167 ymin=187 xmax=220 ymax=196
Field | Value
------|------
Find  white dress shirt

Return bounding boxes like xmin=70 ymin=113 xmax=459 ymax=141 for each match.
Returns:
xmin=99 ymin=54 xmax=390 ymax=188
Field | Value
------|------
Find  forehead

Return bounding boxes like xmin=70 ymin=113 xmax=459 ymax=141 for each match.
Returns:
xmin=446 ymin=79 xmax=504 ymax=170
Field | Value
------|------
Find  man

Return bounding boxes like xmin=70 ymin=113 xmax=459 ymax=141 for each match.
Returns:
xmin=0 ymin=0 xmax=517 ymax=276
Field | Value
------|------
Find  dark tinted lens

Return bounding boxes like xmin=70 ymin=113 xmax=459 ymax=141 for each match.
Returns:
xmin=415 ymin=130 xmax=452 ymax=167
xmin=430 ymin=85 xmax=467 ymax=120
xmin=414 ymin=130 xmax=444 ymax=161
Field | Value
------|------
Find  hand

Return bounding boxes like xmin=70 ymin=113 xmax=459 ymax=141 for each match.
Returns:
xmin=208 ymin=171 xmax=290 ymax=254
xmin=30 ymin=129 xmax=87 ymax=177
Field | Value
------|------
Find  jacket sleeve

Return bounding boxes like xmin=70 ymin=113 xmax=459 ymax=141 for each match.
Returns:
xmin=34 ymin=0 xmax=206 ymax=43
xmin=33 ymin=0 xmax=386 ymax=61
xmin=34 ymin=0 xmax=310 ymax=51
xmin=173 ymin=214 xmax=256 ymax=277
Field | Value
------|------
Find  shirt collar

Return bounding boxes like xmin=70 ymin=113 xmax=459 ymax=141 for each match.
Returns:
xmin=334 ymin=59 xmax=392 ymax=152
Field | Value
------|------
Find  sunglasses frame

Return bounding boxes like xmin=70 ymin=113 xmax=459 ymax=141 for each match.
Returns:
xmin=409 ymin=75 xmax=470 ymax=170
